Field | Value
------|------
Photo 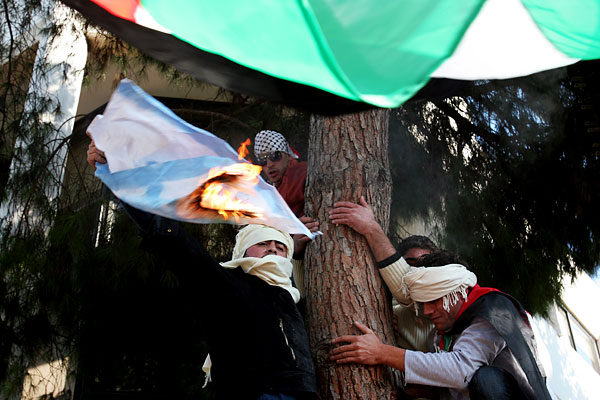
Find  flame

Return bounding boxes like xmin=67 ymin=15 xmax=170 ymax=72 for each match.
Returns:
xmin=237 ymin=138 xmax=251 ymax=160
xmin=201 ymin=163 xmax=263 ymax=220
xmin=176 ymin=160 xmax=264 ymax=222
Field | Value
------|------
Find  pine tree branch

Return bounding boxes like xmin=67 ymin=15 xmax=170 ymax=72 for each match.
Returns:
xmin=170 ymin=108 xmax=255 ymax=132
xmin=1 ymin=0 xmax=15 ymax=138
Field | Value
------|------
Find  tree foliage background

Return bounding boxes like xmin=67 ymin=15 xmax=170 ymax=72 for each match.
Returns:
xmin=1 ymin=0 xmax=599 ymax=398
xmin=390 ymin=61 xmax=600 ymax=314
xmin=1 ymin=1 xmax=309 ymax=398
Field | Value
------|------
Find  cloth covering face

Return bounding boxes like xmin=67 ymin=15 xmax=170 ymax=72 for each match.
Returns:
xmin=118 ymin=197 xmax=317 ymax=398
xmin=254 ymin=130 xmax=299 ymax=159
xmin=222 ymin=224 xmax=299 ymax=302
xmin=221 ymin=255 xmax=300 ymax=304
xmin=402 ymin=264 xmax=477 ymax=312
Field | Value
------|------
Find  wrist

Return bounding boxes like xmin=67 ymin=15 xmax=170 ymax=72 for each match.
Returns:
xmin=363 ymin=223 xmax=385 ymax=242
xmin=378 ymin=343 xmax=395 ymax=365
xmin=381 ymin=346 xmax=406 ymax=371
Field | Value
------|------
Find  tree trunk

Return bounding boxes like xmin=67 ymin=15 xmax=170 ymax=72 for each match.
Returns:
xmin=304 ymin=109 xmax=397 ymax=399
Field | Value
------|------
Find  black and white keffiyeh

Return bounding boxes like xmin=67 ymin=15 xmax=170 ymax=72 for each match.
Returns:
xmin=254 ymin=130 xmax=298 ymax=159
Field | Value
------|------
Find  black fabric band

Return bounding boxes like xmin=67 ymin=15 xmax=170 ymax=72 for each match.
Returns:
xmin=376 ymin=251 xmax=402 ymax=269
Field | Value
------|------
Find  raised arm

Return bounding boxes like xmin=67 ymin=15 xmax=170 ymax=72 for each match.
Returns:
xmin=328 ymin=196 xmax=395 ymax=262
xmin=329 ymin=196 xmax=413 ymax=305
xmin=120 ymin=202 xmax=238 ymax=298
xmin=292 ymin=216 xmax=319 ymax=259
xmin=86 ymin=130 xmax=106 ymax=170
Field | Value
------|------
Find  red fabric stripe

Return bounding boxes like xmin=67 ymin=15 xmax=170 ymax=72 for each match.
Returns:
xmin=90 ymin=0 xmax=140 ymax=22
xmin=456 ymin=284 xmax=500 ymax=319
xmin=438 ymin=285 xmax=500 ymax=345
xmin=458 ymin=284 xmax=531 ymax=328
xmin=288 ymin=145 xmax=301 ymax=158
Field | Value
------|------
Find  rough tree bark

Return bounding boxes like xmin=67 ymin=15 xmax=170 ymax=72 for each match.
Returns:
xmin=304 ymin=109 xmax=397 ymax=399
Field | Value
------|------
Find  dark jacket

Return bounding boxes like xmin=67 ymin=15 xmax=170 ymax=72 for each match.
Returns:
xmin=448 ymin=290 xmax=551 ymax=400
xmin=124 ymin=204 xmax=317 ymax=399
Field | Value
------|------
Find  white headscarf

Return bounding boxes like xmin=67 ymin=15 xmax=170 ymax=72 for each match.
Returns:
xmin=402 ymin=264 xmax=477 ymax=313
xmin=228 ymin=223 xmax=294 ymax=261
xmin=220 ymin=224 xmax=299 ymax=303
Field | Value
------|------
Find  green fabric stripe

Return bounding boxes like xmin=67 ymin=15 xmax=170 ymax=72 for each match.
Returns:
xmin=139 ymin=0 xmax=485 ymax=107
xmin=305 ymin=0 xmax=485 ymax=106
xmin=523 ymin=0 xmax=600 ymax=59
xmin=140 ymin=0 xmax=353 ymax=100
xmin=138 ymin=1 xmax=599 ymax=106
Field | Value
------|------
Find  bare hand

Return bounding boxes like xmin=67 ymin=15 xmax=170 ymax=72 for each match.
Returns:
xmin=86 ymin=137 xmax=106 ymax=170
xmin=330 ymin=321 xmax=384 ymax=365
xmin=329 ymin=196 xmax=379 ymax=237
xmin=293 ymin=216 xmax=319 ymax=258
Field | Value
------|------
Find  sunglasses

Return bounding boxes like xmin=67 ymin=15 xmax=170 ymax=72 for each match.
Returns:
xmin=256 ymin=151 xmax=284 ymax=166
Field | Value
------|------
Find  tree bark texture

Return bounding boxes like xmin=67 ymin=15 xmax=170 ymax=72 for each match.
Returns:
xmin=304 ymin=109 xmax=397 ymax=399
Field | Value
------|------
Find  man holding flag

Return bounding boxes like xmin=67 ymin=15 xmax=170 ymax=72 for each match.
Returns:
xmin=88 ymin=141 xmax=319 ymax=398
xmin=118 ymin=202 xmax=318 ymax=399
xmin=84 ymin=80 xmax=321 ymax=399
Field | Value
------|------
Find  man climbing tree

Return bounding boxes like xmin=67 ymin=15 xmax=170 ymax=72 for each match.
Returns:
xmin=303 ymin=109 xmax=398 ymax=399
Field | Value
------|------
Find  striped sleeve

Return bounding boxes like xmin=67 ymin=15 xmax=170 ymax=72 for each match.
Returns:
xmin=378 ymin=255 xmax=412 ymax=306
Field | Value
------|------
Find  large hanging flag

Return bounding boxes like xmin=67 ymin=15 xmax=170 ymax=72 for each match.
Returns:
xmin=63 ymin=0 xmax=600 ymax=113
xmin=88 ymin=79 xmax=315 ymax=238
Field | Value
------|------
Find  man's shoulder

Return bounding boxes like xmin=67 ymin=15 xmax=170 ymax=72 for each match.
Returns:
xmin=282 ymin=160 xmax=307 ymax=184
xmin=288 ymin=159 xmax=307 ymax=174
xmin=474 ymin=291 xmax=526 ymax=315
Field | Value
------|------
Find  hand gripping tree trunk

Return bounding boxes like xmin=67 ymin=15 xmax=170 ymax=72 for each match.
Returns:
xmin=304 ymin=109 xmax=397 ymax=399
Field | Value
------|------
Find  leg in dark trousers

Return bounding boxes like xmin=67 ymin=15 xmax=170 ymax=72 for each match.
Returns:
xmin=469 ymin=366 xmax=526 ymax=400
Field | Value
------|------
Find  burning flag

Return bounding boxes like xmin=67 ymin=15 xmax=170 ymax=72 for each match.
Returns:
xmin=88 ymin=79 xmax=315 ymax=238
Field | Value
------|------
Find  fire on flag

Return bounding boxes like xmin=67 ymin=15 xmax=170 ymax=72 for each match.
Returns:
xmin=88 ymin=79 xmax=315 ymax=238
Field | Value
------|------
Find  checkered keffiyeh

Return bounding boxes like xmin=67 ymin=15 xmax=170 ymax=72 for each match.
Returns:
xmin=254 ymin=130 xmax=299 ymax=159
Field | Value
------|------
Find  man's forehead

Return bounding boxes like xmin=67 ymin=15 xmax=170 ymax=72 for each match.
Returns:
xmin=404 ymin=247 xmax=431 ymax=265
xmin=404 ymin=247 xmax=431 ymax=257
xmin=256 ymin=239 xmax=286 ymax=246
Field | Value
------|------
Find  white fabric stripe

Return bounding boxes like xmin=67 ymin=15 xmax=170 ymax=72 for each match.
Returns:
xmin=134 ymin=6 xmax=171 ymax=34
xmin=431 ymin=0 xmax=579 ymax=80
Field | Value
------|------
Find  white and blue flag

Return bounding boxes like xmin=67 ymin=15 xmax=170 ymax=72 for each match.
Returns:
xmin=88 ymin=79 xmax=314 ymax=238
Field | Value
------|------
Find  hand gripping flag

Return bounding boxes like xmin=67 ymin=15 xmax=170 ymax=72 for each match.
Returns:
xmin=88 ymin=79 xmax=315 ymax=238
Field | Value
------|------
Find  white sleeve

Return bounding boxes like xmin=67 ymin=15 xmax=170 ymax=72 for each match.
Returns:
xmin=378 ymin=257 xmax=411 ymax=305
xmin=404 ymin=318 xmax=506 ymax=389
